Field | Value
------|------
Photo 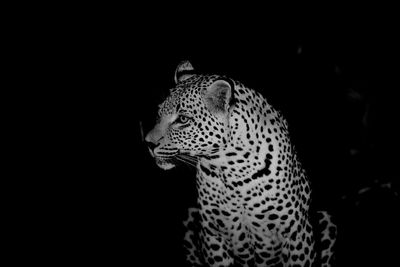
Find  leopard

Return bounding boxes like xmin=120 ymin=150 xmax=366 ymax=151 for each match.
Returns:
xmin=145 ymin=60 xmax=336 ymax=266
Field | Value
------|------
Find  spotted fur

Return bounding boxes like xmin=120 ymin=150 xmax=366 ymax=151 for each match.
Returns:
xmin=145 ymin=61 xmax=336 ymax=266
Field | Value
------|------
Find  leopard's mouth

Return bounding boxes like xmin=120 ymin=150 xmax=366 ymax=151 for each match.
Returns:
xmin=149 ymin=148 xmax=196 ymax=170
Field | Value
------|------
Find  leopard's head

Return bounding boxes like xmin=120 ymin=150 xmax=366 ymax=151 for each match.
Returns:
xmin=145 ymin=61 xmax=235 ymax=170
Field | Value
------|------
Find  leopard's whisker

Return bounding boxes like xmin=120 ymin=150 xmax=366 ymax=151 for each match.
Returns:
xmin=175 ymin=155 xmax=198 ymax=168
xmin=178 ymin=158 xmax=197 ymax=168
xmin=179 ymin=154 xmax=199 ymax=164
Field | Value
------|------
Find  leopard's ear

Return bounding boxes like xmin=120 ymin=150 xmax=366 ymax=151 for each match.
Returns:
xmin=174 ymin=60 xmax=195 ymax=84
xmin=204 ymin=79 xmax=233 ymax=115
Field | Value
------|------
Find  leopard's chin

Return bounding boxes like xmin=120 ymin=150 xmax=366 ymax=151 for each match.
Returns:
xmin=155 ymin=157 xmax=176 ymax=170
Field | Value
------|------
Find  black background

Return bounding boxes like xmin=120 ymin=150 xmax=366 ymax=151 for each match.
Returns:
xmin=19 ymin=8 xmax=399 ymax=266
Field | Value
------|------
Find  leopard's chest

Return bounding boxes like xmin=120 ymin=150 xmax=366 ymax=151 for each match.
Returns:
xmin=196 ymin=148 xmax=305 ymax=238
xmin=196 ymin=165 xmax=285 ymax=242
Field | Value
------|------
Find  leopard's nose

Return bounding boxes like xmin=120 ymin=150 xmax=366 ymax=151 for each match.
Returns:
xmin=145 ymin=141 xmax=158 ymax=151
xmin=144 ymin=133 xmax=160 ymax=155
xmin=146 ymin=140 xmax=163 ymax=158
xmin=145 ymin=129 xmax=158 ymax=144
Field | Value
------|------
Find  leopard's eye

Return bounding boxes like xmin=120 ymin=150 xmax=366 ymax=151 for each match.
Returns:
xmin=176 ymin=115 xmax=191 ymax=124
